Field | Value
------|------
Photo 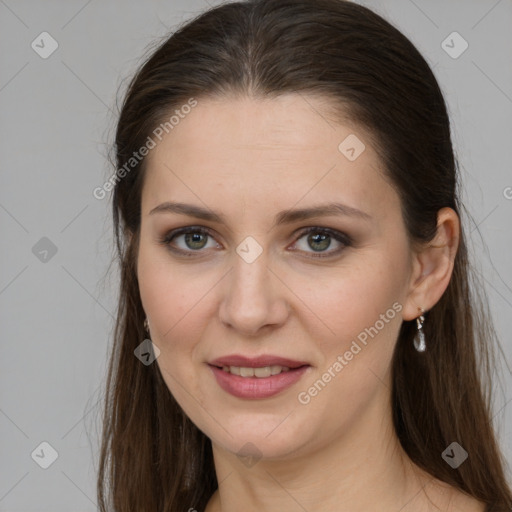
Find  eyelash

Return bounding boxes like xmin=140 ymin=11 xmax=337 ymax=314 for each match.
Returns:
xmin=158 ymin=226 xmax=353 ymax=259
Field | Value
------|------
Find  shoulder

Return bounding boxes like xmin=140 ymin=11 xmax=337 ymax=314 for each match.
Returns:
xmin=204 ymin=489 xmax=220 ymax=512
xmin=423 ymin=478 xmax=487 ymax=512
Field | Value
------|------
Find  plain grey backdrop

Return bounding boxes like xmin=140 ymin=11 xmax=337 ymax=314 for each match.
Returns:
xmin=1 ymin=0 xmax=511 ymax=509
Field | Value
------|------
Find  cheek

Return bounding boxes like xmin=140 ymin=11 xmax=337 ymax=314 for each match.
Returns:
xmin=137 ymin=247 xmax=210 ymax=407
xmin=290 ymin=261 xmax=405 ymax=438
xmin=138 ymin=261 xmax=220 ymax=435
xmin=138 ymin=242 xmax=203 ymax=339
xmin=294 ymin=252 xmax=407 ymax=354
xmin=137 ymin=243 xmax=222 ymax=401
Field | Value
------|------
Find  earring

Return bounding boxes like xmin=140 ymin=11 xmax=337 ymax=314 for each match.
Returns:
xmin=414 ymin=308 xmax=426 ymax=352
xmin=144 ymin=317 xmax=149 ymax=334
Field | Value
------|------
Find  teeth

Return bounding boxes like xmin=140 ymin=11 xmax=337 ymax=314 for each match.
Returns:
xmin=221 ymin=365 xmax=291 ymax=377
xmin=254 ymin=366 xmax=271 ymax=378
xmin=270 ymin=365 xmax=285 ymax=375
xmin=240 ymin=367 xmax=254 ymax=377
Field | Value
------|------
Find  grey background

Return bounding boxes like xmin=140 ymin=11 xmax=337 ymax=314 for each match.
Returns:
xmin=1 ymin=0 xmax=511 ymax=509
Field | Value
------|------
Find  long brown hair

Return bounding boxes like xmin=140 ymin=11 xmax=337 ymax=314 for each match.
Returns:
xmin=97 ymin=1 xmax=512 ymax=510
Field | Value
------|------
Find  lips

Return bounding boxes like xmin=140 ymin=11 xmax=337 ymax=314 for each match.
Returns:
xmin=209 ymin=354 xmax=309 ymax=369
xmin=208 ymin=364 xmax=310 ymax=399
xmin=207 ymin=354 xmax=311 ymax=399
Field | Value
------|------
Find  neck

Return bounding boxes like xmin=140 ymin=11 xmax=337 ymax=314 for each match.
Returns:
xmin=206 ymin=387 xmax=431 ymax=512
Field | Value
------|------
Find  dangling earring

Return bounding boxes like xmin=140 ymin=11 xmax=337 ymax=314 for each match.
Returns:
xmin=144 ymin=317 xmax=150 ymax=336
xmin=414 ymin=308 xmax=426 ymax=352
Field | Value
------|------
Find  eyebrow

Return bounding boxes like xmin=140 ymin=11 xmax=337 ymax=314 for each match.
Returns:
xmin=149 ymin=201 xmax=372 ymax=228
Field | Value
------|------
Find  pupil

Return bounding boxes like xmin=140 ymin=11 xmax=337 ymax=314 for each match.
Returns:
xmin=186 ymin=232 xmax=206 ymax=249
xmin=309 ymin=233 xmax=330 ymax=251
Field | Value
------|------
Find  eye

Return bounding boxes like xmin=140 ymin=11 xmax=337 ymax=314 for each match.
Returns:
xmin=159 ymin=226 xmax=352 ymax=258
xmin=291 ymin=227 xmax=352 ymax=258
xmin=159 ymin=226 xmax=220 ymax=255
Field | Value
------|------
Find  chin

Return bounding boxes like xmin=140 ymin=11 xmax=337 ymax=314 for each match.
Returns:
xmin=207 ymin=414 xmax=313 ymax=461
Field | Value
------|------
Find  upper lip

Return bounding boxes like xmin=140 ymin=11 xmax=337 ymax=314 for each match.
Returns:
xmin=209 ymin=354 xmax=310 ymax=369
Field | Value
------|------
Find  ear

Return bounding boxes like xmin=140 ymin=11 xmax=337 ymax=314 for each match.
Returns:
xmin=402 ymin=207 xmax=460 ymax=321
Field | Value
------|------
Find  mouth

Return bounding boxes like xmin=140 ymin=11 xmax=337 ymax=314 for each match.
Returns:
xmin=207 ymin=355 xmax=311 ymax=399
xmin=210 ymin=364 xmax=307 ymax=378
xmin=208 ymin=354 xmax=310 ymax=370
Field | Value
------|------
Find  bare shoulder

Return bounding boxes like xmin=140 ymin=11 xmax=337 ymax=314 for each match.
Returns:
xmin=424 ymin=478 xmax=487 ymax=512
xmin=204 ymin=489 xmax=220 ymax=512
xmin=448 ymin=489 xmax=487 ymax=512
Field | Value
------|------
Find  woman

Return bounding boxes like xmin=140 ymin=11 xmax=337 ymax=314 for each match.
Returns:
xmin=97 ymin=0 xmax=512 ymax=510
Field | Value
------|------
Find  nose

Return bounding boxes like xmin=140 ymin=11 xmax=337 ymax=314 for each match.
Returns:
xmin=218 ymin=251 xmax=290 ymax=336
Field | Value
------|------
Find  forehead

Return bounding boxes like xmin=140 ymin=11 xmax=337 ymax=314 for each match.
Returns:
xmin=141 ymin=94 xmax=399 ymax=222
xmin=149 ymin=94 xmax=359 ymax=160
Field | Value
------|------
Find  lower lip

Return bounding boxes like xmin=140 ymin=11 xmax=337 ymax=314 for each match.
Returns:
xmin=208 ymin=364 xmax=310 ymax=399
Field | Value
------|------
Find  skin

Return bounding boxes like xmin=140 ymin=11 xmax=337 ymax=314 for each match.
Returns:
xmin=136 ymin=94 xmax=485 ymax=512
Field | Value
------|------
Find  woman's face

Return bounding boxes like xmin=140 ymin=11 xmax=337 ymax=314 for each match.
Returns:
xmin=137 ymin=94 xmax=417 ymax=460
